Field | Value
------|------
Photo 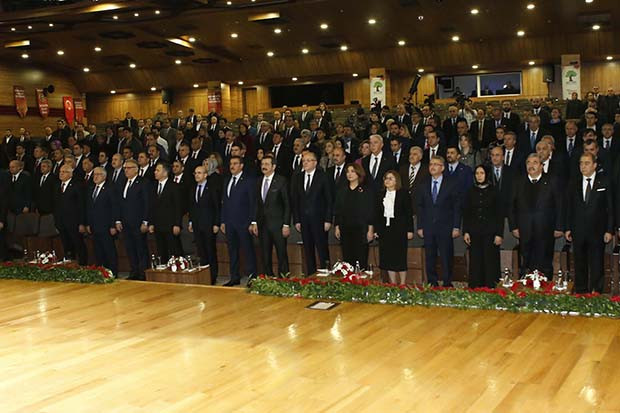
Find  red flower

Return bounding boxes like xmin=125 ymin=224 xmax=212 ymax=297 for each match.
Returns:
xmin=517 ymin=291 xmax=527 ymax=298
xmin=611 ymin=296 xmax=620 ymax=302
xmin=497 ymin=289 xmax=507 ymax=297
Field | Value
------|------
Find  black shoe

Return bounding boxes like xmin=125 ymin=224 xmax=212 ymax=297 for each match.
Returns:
xmin=247 ymin=273 xmax=257 ymax=287
xmin=210 ymin=276 xmax=218 ymax=285
xmin=223 ymin=280 xmax=240 ymax=287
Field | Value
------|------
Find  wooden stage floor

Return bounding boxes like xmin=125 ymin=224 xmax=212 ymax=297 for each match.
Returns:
xmin=1 ymin=280 xmax=620 ymax=413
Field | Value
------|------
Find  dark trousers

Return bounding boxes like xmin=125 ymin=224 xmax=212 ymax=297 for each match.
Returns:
xmin=57 ymin=225 xmax=87 ymax=265
xmin=123 ymin=228 xmax=149 ymax=278
xmin=468 ymin=233 xmax=500 ymax=288
xmin=194 ymin=226 xmax=218 ymax=278
xmin=520 ymin=231 xmax=554 ymax=276
xmin=424 ymin=229 xmax=454 ymax=286
xmin=301 ymin=217 xmax=329 ymax=275
xmin=573 ymin=235 xmax=605 ymax=293
xmin=93 ymin=231 xmax=118 ymax=275
xmin=258 ymin=223 xmax=289 ymax=276
xmin=154 ymin=230 xmax=183 ymax=262
xmin=0 ymin=229 xmax=6 ymax=261
xmin=226 ymin=224 xmax=256 ymax=282
xmin=340 ymin=225 xmax=369 ymax=269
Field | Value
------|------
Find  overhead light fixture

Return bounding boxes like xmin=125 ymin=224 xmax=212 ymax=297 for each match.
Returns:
xmin=472 ymin=64 xmax=479 ymax=69
xmin=368 ymin=18 xmax=376 ymax=25
xmin=606 ymin=56 xmax=613 ymax=60
xmin=6 ymin=40 xmax=30 ymax=48
xmin=397 ymin=40 xmax=406 ymax=46
xmin=352 ymin=73 xmax=358 ymax=77
xmin=110 ymin=90 xmax=116 ymax=94
xmin=291 ymin=77 xmax=298 ymax=81
xmin=517 ymin=30 xmax=525 ymax=36
xmin=83 ymin=67 xmax=90 ymax=72
xmin=592 ymin=24 xmax=600 ymax=30
xmin=48 ymin=23 xmax=54 ymax=27
xmin=230 ymin=33 xmax=238 ymax=38
xmin=273 ymin=28 xmax=281 ymax=34
xmin=21 ymin=53 xmax=29 ymax=59
xmin=526 ymin=3 xmax=535 ymax=9
xmin=451 ymin=35 xmax=460 ymax=42
xmin=10 ymin=27 xmax=15 ymax=32
xmin=418 ymin=68 xmax=425 ymax=73
xmin=167 ymin=38 xmax=193 ymax=48
xmin=94 ymin=46 xmax=102 ymax=52
xmin=301 ymin=48 xmax=309 ymax=54
xmin=112 ymin=15 xmax=118 ymax=20
xmin=238 ymin=81 xmax=244 ymax=85
xmin=129 ymin=63 xmax=136 ymax=68
xmin=529 ymin=60 xmax=535 ymax=65
xmin=27 ymin=26 xmax=33 ymax=30
xmin=320 ymin=23 xmax=329 ymax=30
xmin=585 ymin=0 xmax=593 ymax=3
xmin=470 ymin=8 xmax=479 ymax=14
xmin=340 ymin=44 xmax=348 ymax=51
xmin=175 ymin=59 xmax=182 ymax=64
xmin=267 ymin=51 xmax=274 ymax=57
xmin=155 ymin=10 xmax=161 ymax=14
xmin=150 ymin=87 xmax=157 ymax=91
xmin=193 ymin=83 xmax=199 ymax=88
xmin=56 ymin=50 xmax=64 ymax=55
xmin=134 ymin=12 xmax=140 ymax=17
xmin=227 ymin=1 xmax=232 ymax=5
xmin=188 ymin=37 xmax=196 ymax=43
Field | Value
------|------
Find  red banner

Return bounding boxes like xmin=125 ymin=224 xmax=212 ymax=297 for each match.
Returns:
xmin=207 ymin=86 xmax=222 ymax=114
xmin=35 ymin=88 xmax=49 ymax=119
xmin=74 ymin=98 xmax=84 ymax=124
xmin=14 ymin=86 xmax=27 ymax=118
xmin=62 ymin=96 xmax=74 ymax=126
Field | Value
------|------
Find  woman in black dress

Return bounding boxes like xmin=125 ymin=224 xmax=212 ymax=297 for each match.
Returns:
xmin=334 ymin=163 xmax=375 ymax=269
xmin=374 ymin=170 xmax=414 ymax=285
xmin=462 ymin=165 xmax=504 ymax=288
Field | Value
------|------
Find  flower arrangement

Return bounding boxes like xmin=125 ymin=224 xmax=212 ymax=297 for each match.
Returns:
xmin=0 ymin=261 xmax=114 ymax=284
xmin=520 ymin=270 xmax=548 ymax=290
xmin=331 ymin=261 xmax=355 ymax=278
xmin=167 ymin=256 xmax=190 ymax=272
xmin=33 ymin=251 xmax=58 ymax=265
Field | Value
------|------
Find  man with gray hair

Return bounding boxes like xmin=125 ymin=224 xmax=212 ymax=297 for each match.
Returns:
xmin=255 ymin=120 xmax=273 ymax=151
xmin=300 ymin=129 xmax=321 ymax=160
xmin=33 ymin=159 xmax=58 ymax=215
xmin=362 ymin=134 xmax=396 ymax=192
xmin=54 ymin=164 xmax=87 ymax=264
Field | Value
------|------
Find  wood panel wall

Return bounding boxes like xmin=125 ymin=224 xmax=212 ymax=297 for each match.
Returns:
xmin=0 ymin=63 xmax=82 ymax=134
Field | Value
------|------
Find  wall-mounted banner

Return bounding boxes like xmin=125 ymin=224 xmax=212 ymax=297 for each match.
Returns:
xmin=36 ymin=88 xmax=49 ymax=118
xmin=74 ymin=98 xmax=85 ymax=124
xmin=207 ymin=85 xmax=222 ymax=114
xmin=561 ymin=54 xmax=581 ymax=99
xmin=14 ymin=86 xmax=27 ymax=118
xmin=62 ymin=96 xmax=74 ymax=126
xmin=370 ymin=76 xmax=386 ymax=110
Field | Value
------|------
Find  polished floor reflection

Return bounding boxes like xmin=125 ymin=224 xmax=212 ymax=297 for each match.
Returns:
xmin=0 ymin=280 xmax=619 ymax=412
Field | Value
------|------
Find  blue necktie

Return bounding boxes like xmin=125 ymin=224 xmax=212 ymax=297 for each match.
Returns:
xmin=530 ymin=131 xmax=536 ymax=149
xmin=432 ymin=180 xmax=438 ymax=204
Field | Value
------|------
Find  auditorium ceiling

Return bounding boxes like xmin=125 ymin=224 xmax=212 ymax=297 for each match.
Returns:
xmin=0 ymin=0 xmax=618 ymax=92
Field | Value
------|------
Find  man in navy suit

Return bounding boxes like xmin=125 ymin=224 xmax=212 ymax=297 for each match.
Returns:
xmin=54 ymin=165 xmax=87 ymax=264
xmin=362 ymin=134 xmax=397 ymax=193
xmin=221 ymin=156 xmax=257 ymax=286
xmin=417 ymin=156 xmax=462 ymax=286
xmin=86 ymin=167 xmax=119 ymax=275
xmin=292 ymin=150 xmax=333 ymax=275
xmin=148 ymin=162 xmax=183 ymax=261
xmin=188 ymin=165 xmax=221 ymax=284
xmin=115 ymin=159 xmax=150 ymax=280
xmin=444 ymin=146 xmax=473 ymax=198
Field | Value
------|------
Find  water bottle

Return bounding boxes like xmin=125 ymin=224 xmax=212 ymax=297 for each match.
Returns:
xmin=51 ymin=250 xmax=57 ymax=263
xmin=151 ymin=254 xmax=157 ymax=269
xmin=23 ymin=248 xmax=28 ymax=262
xmin=354 ymin=261 xmax=361 ymax=276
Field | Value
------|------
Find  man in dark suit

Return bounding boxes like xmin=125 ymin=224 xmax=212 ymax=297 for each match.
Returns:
xmin=557 ymin=120 xmax=583 ymax=161
xmin=389 ymin=137 xmax=409 ymax=169
xmin=326 ymin=147 xmax=348 ymax=201
xmin=566 ymin=152 xmax=613 ymax=293
xmin=221 ymin=156 xmax=257 ymax=286
xmin=298 ymin=104 xmax=312 ymax=130
xmin=86 ymin=167 xmax=119 ymax=275
xmin=8 ymin=160 xmax=32 ymax=215
xmin=442 ymin=105 xmax=466 ymax=146
xmin=109 ymin=153 xmax=126 ymax=189
xmin=290 ymin=138 xmax=305 ymax=177
xmin=416 ymin=155 xmax=462 ymax=286
xmin=395 ymin=104 xmax=413 ymax=132
xmin=598 ymin=123 xmax=620 ymax=164
xmin=399 ymin=146 xmax=429 ymax=226
xmin=410 ymin=111 xmax=424 ymax=145
xmin=148 ymin=162 xmax=183 ymax=261
xmin=422 ymin=129 xmax=446 ymax=164
xmin=470 ymin=109 xmax=495 ymax=150
xmin=121 ymin=112 xmax=138 ymax=136
xmin=536 ymin=139 xmax=567 ymax=183
xmin=292 ymin=150 xmax=332 ymax=275
xmin=488 ymin=146 xmax=515 ymax=217
xmin=444 ymin=146 xmax=473 ymax=198
xmin=509 ymin=153 xmax=564 ymax=276
xmin=2 ymin=129 xmax=17 ymax=165
xmin=255 ymin=121 xmax=273 ymax=152
xmin=115 ymin=159 xmax=150 ymax=280
xmin=33 ymin=159 xmax=58 ymax=215
xmin=531 ymin=97 xmax=551 ymax=126
xmin=54 ymin=165 xmax=87 ymax=264
xmin=0 ymin=173 xmax=7 ymax=260
xmin=501 ymin=100 xmax=521 ymax=132
xmin=362 ymin=134 xmax=397 ymax=193
xmin=282 ymin=115 xmax=301 ymax=143
xmin=270 ymin=131 xmax=292 ymax=178
xmin=251 ymin=154 xmax=291 ymax=277
xmin=518 ymin=115 xmax=545 ymax=153
xmin=188 ymin=165 xmax=220 ymax=284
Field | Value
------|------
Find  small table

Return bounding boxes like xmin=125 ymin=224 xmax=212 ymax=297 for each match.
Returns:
xmin=145 ymin=266 xmax=212 ymax=286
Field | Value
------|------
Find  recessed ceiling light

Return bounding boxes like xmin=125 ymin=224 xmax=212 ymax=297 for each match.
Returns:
xmin=418 ymin=15 xmax=424 ymax=20
xmin=418 ymin=68 xmax=425 ymax=73
xmin=472 ymin=64 xmax=479 ymax=69
xmin=110 ymin=90 xmax=116 ymax=94
xmin=526 ymin=3 xmax=535 ymax=9
xmin=27 ymin=25 xmax=32 ymax=30
xmin=368 ymin=18 xmax=376 ymax=25
xmin=83 ymin=67 xmax=90 ymax=72
xmin=193 ymin=83 xmax=199 ymax=88
xmin=21 ymin=53 xmax=29 ymax=59
xmin=150 ymin=87 xmax=157 ymax=91
xmin=230 ymin=33 xmax=238 ymax=38
xmin=94 ymin=46 xmax=102 ymax=52
xmin=155 ymin=10 xmax=161 ymax=14
xmin=112 ymin=15 xmax=118 ymax=20
xmin=273 ymin=28 xmax=282 ymax=34
xmin=267 ymin=51 xmax=274 ymax=57
xmin=175 ymin=59 xmax=182 ymax=64
xmin=592 ymin=24 xmax=600 ymax=30
xmin=292 ymin=77 xmax=298 ymax=81
xmin=301 ymin=48 xmax=309 ymax=54
xmin=451 ymin=35 xmax=460 ymax=42
xmin=352 ymin=73 xmax=358 ymax=77
xmin=585 ymin=0 xmax=593 ymax=3
xmin=227 ymin=1 xmax=232 ymax=4
xmin=606 ymin=56 xmax=613 ymax=60
xmin=320 ymin=23 xmax=329 ymax=30
xmin=470 ymin=8 xmax=479 ymax=14
xmin=188 ymin=37 xmax=196 ymax=42
xmin=56 ymin=50 xmax=64 ymax=55
xmin=10 ymin=27 xmax=15 ymax=31
xmin=398 ymin=40 xmax=406 ymax=46
xmin=48 ymin=23 xmax=54 ymax=27
xmin=129 ymin=63 xmax=136 ymax=68
xmin=529 ymin=60 xmax=535 ymax=65
xmin=517 ymin=30 xmax=525 ymax=36
xmin=340 ymin=44 xmax=348 ymax=51
xmin=134 ymin=12 xmax=140 ymax=17
xmin=238 ymin=81 xmax=244 ymax=85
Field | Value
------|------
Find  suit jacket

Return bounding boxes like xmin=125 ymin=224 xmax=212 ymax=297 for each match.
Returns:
xmin=188 ymin=179 xmax=220 ymax=231
xmin=255 ymin=174 xmax=290 ymax=229
xmin=291 ymin=168 xmax=333 ymax=224
xmin=272 ymin=144 xmax=293 ymax=178
xmin=119 ymin=177 xmax=149 ymax=229
xmin=444 ymin=163 xmax=473 ymax=198
xmin=442 ymin=116 xmax=466 ymax=146
xmin=362 ymin=152 xmax=397 ymax=192
xmin=373 ymin=188 xmax=414 ymax=235
xmin=598 ymin=136 xmax=620 ymax=164
xmin=221 ymin=172 xmax=257 ymax=228
xmin=399 ymin=162 xmax=429 ymax=215
xmin=395 ymin=113 xmax=413 ymax=131
xmin=255 ymin=132 xmax=273 ymax=152
xmin=416 ymin=176 xmax=462 ymax=234
xmin=462 ymin=185 xmax=504 ymax=237
xmin=149 ymin=180 xmax=182 ymax=231
xmin=298 ymin=111 xmax=312 ymax=130
xmin=566 ymin=175 xmax=613 ymax=238
xmin=326 ymin=164 xmax=348 ymax=201
xmin=508 ymin=174 xmax=564 ymax=236
xmin=517 ymin=129 xmax=546 ymax=153
xmin=469 ymin=118 xmax=495 ymax=149
xmin=282 ymin=127 xmax=301 ymax=143
xmin=33 ymin=173 xmax=59 ymax=215
xmin=489 ymin=164 xmax=515 ymax=217
xmin=53 ymin=178 xmax=85 ymax=230
xmin=86 ymin=184 xmax=119 ymax=234
xmin=9 ymin=172 xmax=32 ymax=214
xmin=422 ymin=145 xmax=447 ymax=164
xmin=501 ymin=112 xmax=521 ymax=132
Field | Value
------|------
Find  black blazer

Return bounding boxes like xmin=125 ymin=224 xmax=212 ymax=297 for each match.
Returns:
xmin=119 ymin=177 xmax=149 ymax=229
xmin=469 ymin=118 xmax=495 ymax=149
xmin=442 ymin=116 xmax=466 ymax=146
xmin=255 ymin=174 xmax=291 ymax=229
xmin=326 ymin=164 xmax=348 ymax=200
xmin=86 ymin=184 xmax=119 ymax=234
xmin=362 ymin=152 xmax=397 ymax=192
xmin=9 ymin=172 xmax=32 ymax=214
xmin=489 ymin=164 xmax=515 ymax=217
xmin=509 ymin=174 xmax=564 ymax=235
xmin=567 ymin=175 xmax=614 ymax=238
xmin=416 ymin=176 xmax=462 ymax=234
xmin=373 ymin=189 xmax=414 ymax=236
xmin=291 ymin=168 xmax=333 ymax=224
xmin=33 ymin=173 xmax=59 ymax=215
xmin=53 ymin=178 xmax=85 ymax=230
xmin=149 ymin=180 xmax=182 ymax=231
xmin=188 ymin=179 xmax=221 ymax=232
xmin=462 ymin=185 xmax=504 ymax=237
xmin=221 ymin=172 xmax=257 ymax=228
xmin=399 ymin=163 xmax=429 ymax=215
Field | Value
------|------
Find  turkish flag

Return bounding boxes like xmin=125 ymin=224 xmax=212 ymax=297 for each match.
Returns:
xmin=63 ymin=96 xmax=74 ymax=126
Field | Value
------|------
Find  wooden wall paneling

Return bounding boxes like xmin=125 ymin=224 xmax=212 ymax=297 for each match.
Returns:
xmin=242 ymin=88 xmax=258 ymax=117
